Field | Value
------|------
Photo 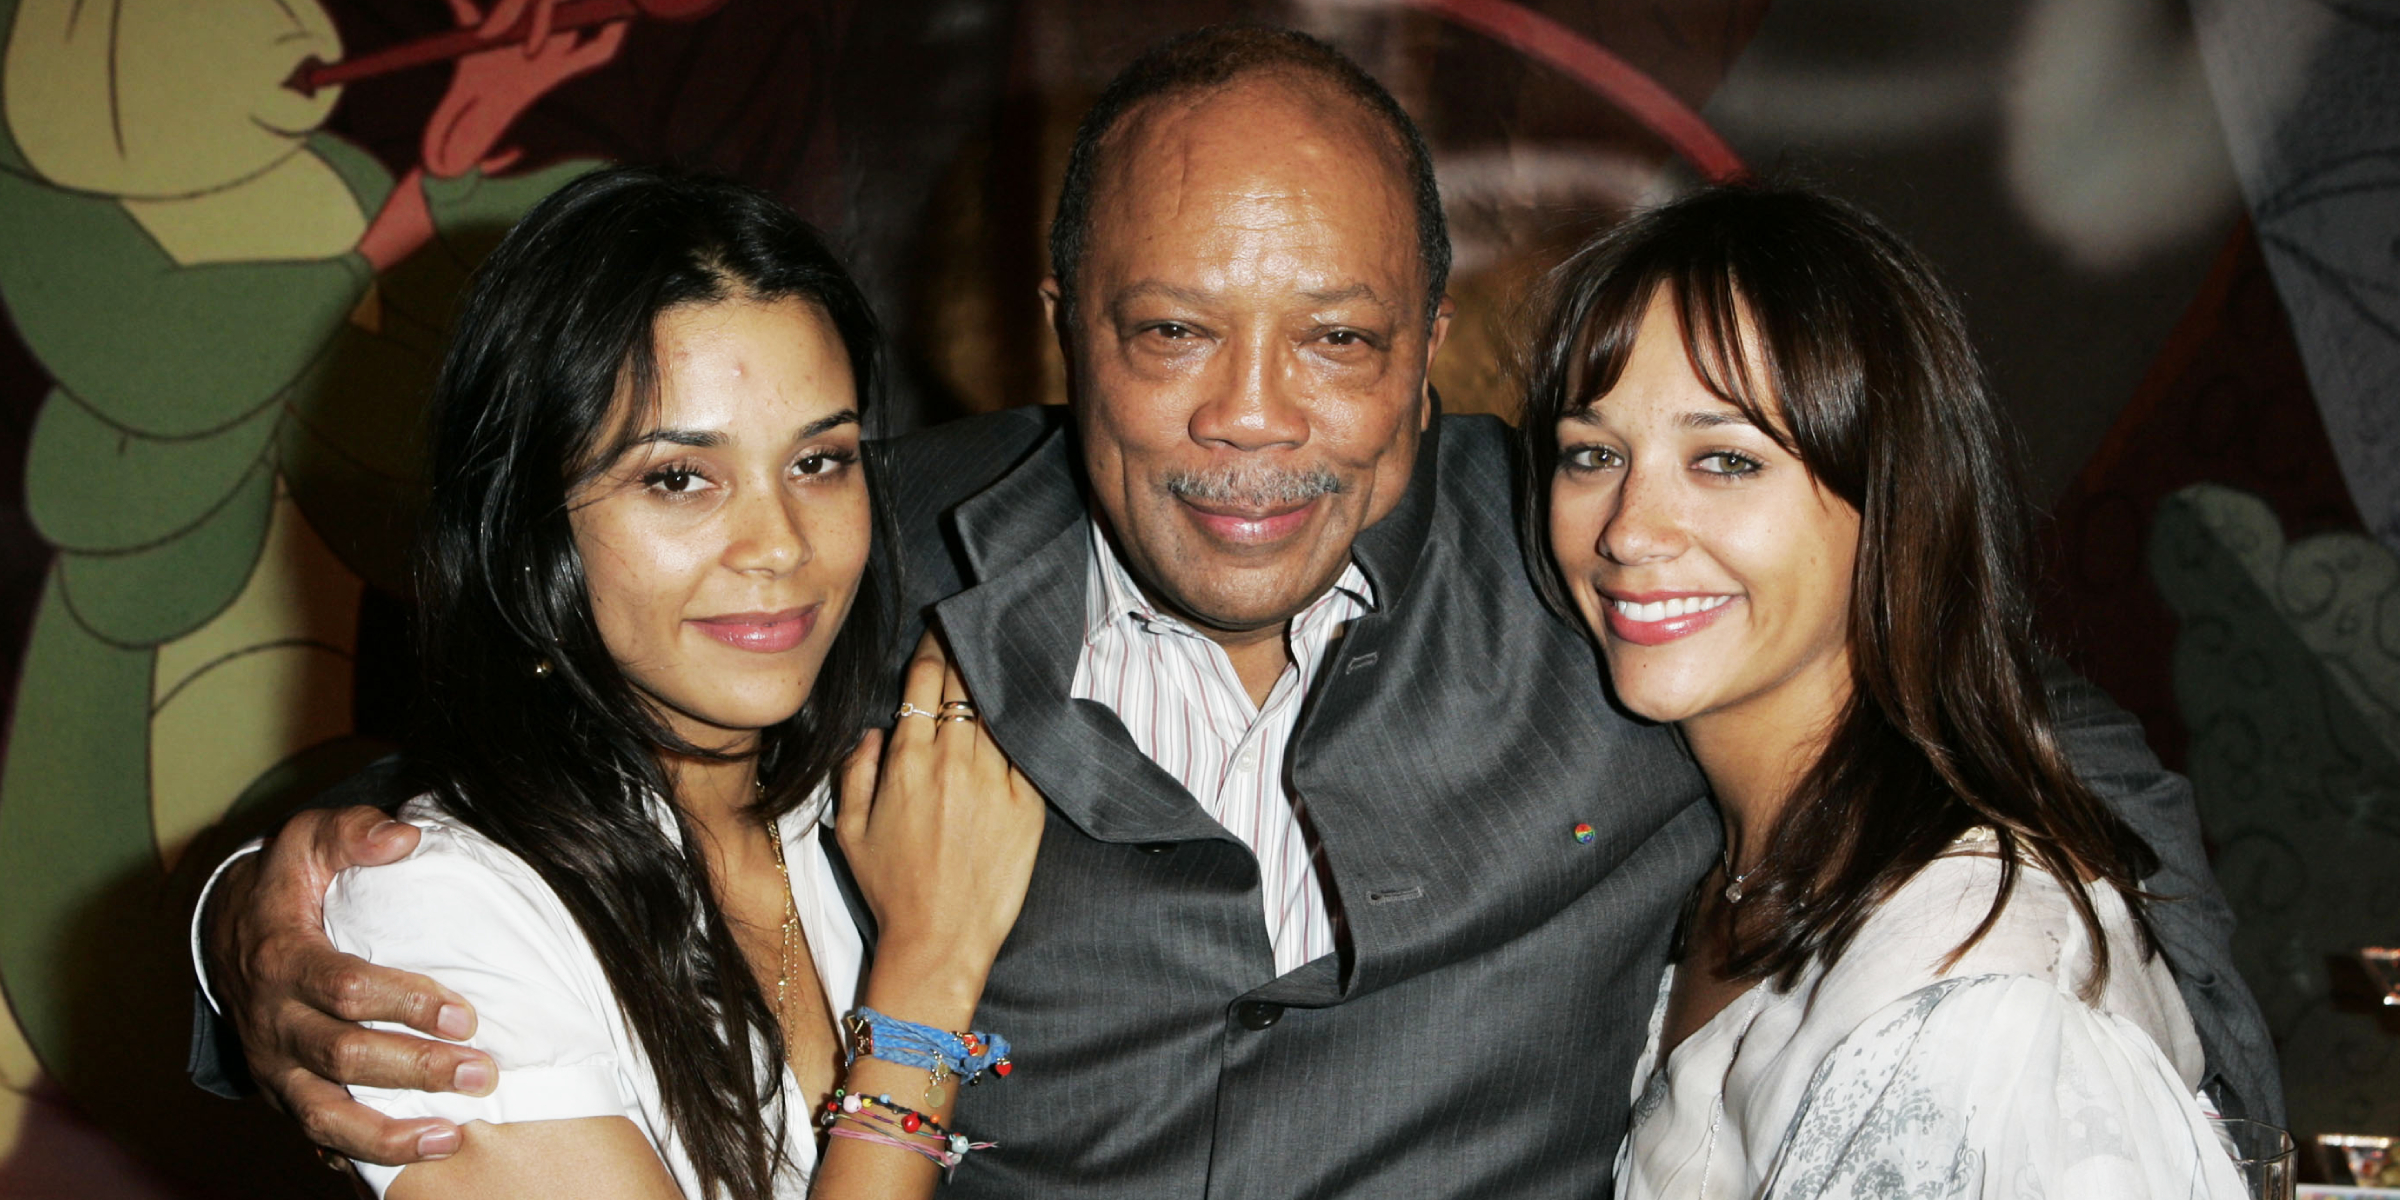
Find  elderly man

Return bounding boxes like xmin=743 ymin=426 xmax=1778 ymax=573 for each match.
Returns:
xmin=194 ymin=26 xmax=2277 ymax=1198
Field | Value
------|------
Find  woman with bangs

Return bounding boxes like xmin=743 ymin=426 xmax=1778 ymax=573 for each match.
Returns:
xmin=1516 ymin=185 xmax=2248 ymax=1197
xmin=316 ymin=165 xmax=1045 ymax=1199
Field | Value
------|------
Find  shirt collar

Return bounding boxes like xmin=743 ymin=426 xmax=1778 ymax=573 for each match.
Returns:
xmin=1082 ymin=517 xmax=1376 ymax=646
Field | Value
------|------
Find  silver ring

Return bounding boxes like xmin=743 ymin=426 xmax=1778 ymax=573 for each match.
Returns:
xmin=940 ymin=700 xmax=978 ymax=718
xmin=895 ymin=703 xmax=941 ymax=721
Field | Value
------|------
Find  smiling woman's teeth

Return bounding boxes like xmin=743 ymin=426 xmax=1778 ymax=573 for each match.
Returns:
xmin=1613 ymin=595 xmax=1733 ymax=622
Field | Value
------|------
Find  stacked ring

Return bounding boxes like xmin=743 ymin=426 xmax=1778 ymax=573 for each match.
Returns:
xmin=938 ymin=700 xmax=979 ymax=724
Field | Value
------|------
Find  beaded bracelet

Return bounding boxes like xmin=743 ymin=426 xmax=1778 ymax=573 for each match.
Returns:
xmin=821 ymin=1089 xmax=961 ymax=1143
xmin=843 ymin=1008 xmax=1014 ymax=1085
xmin=820 ymin=1089 xmax=996 ymax=1176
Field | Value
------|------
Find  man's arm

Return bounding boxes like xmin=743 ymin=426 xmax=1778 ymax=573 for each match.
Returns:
xmin=189 ymin=770 xmax=494 ymax=1165
xmin=2042 ymin=657 xmax=2285 ymax=1123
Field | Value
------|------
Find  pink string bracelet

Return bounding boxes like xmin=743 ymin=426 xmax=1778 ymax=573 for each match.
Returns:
xmin=821 ymin=1088 xmax=997 ymax=1179
xmin=828 ymin=1123 xmax=964 ymax=1172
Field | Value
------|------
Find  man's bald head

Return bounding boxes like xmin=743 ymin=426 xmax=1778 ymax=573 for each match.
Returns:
xmin=1048 ymin=25 xmax=1451 ymax=327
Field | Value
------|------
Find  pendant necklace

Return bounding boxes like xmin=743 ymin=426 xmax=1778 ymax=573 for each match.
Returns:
xmin=1721 ymin=845 xmax=1764 ymax=904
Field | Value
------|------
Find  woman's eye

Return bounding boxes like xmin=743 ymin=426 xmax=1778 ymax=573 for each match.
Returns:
xmin=1560 ymin=445 xmax=1620 ymax=472
xmin=640 ymin=464 xmax=712 ymax=496
xmin=793 ymin=450 xmax=855 ymax=478
xmin=1697 ymin=451 xmax=1763 ymax=476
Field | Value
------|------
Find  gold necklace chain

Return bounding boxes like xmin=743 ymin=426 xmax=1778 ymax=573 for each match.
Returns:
xmin=766 ymin=813 xmax=799 ymax=1060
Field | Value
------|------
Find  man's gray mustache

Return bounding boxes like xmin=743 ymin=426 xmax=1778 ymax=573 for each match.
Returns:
xmin=1161 ymin=466 xmax=1347 ymax=507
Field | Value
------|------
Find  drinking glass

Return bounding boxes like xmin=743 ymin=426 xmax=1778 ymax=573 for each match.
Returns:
xmin=2362 ymin=947 xmax=2400 ymax=1005
xmin=2212 ymin=1117 xmax=2295 ymax=1200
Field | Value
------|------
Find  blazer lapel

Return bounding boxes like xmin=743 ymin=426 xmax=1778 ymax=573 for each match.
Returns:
xmin=935 ymin=427 xmax=1231 ymax=848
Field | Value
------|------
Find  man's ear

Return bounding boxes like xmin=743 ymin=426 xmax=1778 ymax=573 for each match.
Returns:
xmin=1039 ymin=276 xmax=1068 ymax=343
xmin=1420 ymin=294 xmax=1456 ymax=430
xmin=1040 ymin=276 xmax=1078 ymax=406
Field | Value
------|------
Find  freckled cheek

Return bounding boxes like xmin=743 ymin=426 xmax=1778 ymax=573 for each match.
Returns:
xmin=1548 ymin=484 xmax=1608 ymax=570
xmin=803 ymin=494 xmax=874 ymax=602
xmin=1736 ymin=516 xmax=1857 ymax=654
xmin=581 ymin=564 xmax=678 ymax=671
xmin=573 ymin=510 xmax=720 ymax=663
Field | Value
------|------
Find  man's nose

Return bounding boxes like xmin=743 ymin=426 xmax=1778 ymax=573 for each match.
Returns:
xmin=1189 ymin=333 xmax=1309 ymax=451
xmin=724 ymin=485 xmax=811 ymax=576
xmin=1599 ymin=461 xmax=1685 ymax=565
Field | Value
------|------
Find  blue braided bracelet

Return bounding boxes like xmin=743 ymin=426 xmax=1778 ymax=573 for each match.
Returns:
xmin=844 ymin=1008 xmax=1014 ymax=1083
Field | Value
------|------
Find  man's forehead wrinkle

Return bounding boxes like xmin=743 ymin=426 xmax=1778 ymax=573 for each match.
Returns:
xmin=1110 ymin=280 xmax=1218 ymax=315
xmin=1080 ymin=70 xmax=1425 ymax=317
xmin=1301 ymin=282 xmax=1390 ymax=309
xmin=1113 ymin=73 xmax=1408 ymax=208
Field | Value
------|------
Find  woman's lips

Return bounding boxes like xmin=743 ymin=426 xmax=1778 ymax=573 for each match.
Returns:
xmin=1180 ymin=496 xmax=1320 ymax=545
xmin=689 ymin=605 xmax=819 ymax=654
xmin=1600 ymin=592 xmax=1737 ymax=647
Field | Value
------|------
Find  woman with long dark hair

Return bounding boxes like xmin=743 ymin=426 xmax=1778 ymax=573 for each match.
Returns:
xmin=1518 ymin=185 xmax=2246 ymax=1197
xmin=319 ymin=165 xmax=1044 ymax=1199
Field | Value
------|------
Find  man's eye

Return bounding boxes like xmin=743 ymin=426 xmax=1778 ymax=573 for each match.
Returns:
xmin=1148 ymin=322 xmax=1195 ymax=340
xmin=1325 ymin=329 xmax=1364 ymax=346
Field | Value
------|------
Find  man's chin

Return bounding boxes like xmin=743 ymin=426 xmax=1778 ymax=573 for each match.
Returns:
xmin=1147 ymin=565 xmax=1347 ymax=634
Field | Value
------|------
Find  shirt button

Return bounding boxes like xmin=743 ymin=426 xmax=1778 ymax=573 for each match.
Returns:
xmin=1235 ymin=1001 xmax=1283 ymax=1031
xmin=1236 ymin=748 xmax=1258 ymax=770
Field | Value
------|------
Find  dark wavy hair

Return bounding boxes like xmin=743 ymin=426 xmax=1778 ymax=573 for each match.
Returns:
xmin=1515 ymin=184 xmax=2159 ymax=996
xmin=410 ymin=165 xmax=893 ymax=1200
xmin=1048 ymin=24 xmax=1450 ymax=325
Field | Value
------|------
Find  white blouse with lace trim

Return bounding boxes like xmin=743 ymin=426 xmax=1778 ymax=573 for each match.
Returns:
xmin=1615 ymin=830 xmax=2246 ymax=1199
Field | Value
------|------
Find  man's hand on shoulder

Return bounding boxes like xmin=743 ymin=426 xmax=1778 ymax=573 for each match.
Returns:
xmin=204 ymin=805 xmax=494 ymax=1165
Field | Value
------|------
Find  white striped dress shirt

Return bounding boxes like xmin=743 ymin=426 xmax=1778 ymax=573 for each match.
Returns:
xmin=1069 ymin=520 xmax=1375 ymax=977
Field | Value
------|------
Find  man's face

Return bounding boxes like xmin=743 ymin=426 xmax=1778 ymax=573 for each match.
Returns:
xmin=1047 ymin=76 xmax=1452 ymax=637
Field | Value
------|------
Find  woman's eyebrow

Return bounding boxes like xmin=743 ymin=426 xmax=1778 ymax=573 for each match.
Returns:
xmin=1681 ymin=409 xmax=1755 ymax=430
xmin=797 ymin=409 xmax=859 ymax=439
xmin=624 ymin=409 xmax=857 ymax=450
xmin=628 ymin=428 xmax=722 ymax=449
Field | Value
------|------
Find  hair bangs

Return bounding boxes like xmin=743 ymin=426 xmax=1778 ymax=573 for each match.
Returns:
xmin=1516 ymin=182 xmax=2165 ymax=1010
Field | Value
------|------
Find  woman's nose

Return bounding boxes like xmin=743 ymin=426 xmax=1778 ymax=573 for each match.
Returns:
xmin=1598 ymin=464 xmax=1684 ymax=565
xmin=725 ymin=488 xmax=811 ymax=575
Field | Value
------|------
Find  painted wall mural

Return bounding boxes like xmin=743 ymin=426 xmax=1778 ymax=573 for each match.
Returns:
xmin=0 ymin=0 xmax=2388 ymax=1192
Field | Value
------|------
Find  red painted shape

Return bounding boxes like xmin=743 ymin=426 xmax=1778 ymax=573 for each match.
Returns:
xmin=289 ymin=0 xmax=726 ymax=96
xmin=1409 ymin=0 xmax=1747 ymax=182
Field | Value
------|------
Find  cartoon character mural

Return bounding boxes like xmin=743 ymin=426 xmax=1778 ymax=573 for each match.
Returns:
xmin=0 ymin=0 xmax=622 ymax=1185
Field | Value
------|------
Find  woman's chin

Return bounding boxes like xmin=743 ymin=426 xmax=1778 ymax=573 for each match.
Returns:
xmin=1601 ymin=672 xmax=1706 ymax=727
xmin=643 ymin=688 xmax=810 ymax=752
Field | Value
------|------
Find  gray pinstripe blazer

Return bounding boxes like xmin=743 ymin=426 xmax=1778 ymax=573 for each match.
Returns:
xmin=186 ymin=402 xmax=2280 ymax=1192
xmin=874 ymin=405 xmax=2279 ymax=1199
